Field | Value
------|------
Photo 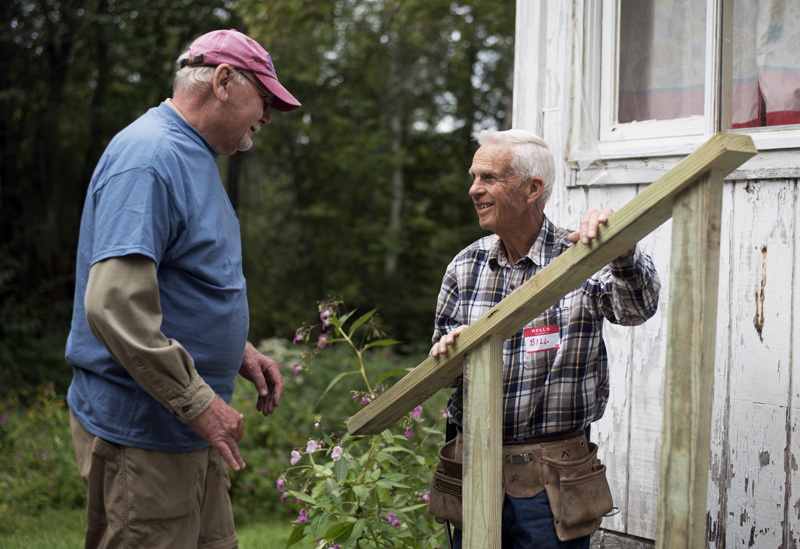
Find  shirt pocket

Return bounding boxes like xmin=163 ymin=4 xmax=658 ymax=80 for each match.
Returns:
xmin=522 ymin=306 xmax=568 ymax=371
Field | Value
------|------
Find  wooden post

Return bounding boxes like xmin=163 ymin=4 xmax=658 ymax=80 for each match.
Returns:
xmin=655 ymin=171 xmax=725 ymax=546
xmin=462 ymin=335 xmax=504 ymax=548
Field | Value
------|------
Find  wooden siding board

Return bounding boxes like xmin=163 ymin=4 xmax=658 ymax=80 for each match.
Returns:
xmin=722 ymin=180 xmax=794 ymax=547
xmin=588 ymin=186 xmax=638 ymax=535
xmin=706 ymin=182 xmax=737 ymax=549
xmin=791 ymin=178 xmax=800 ymax=548
xmin=625 ymin=222 xmax=672 ymax=540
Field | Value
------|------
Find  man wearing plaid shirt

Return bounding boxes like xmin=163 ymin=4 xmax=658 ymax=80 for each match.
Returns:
xmin=430 ymin=129 xmax=660 ymax=548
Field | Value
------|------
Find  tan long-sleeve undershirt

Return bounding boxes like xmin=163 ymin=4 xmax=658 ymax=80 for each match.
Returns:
xmin=84 ymin=255 xmax=215 ymax=423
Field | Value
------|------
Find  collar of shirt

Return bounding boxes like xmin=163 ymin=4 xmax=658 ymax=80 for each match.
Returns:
xmin=488 ymin=216 xmax=559 ymax=270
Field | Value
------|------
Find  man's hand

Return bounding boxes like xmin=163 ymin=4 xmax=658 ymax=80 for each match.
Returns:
xmin=190 ymin=396 xmax=246 ymax=471
xmin=430 ymin=325 xmax=469 ymax=357
xmin=567 ymin=208 xmax=634 ymax=258
xmin=239 ymin=342 xmax=284 ymax=416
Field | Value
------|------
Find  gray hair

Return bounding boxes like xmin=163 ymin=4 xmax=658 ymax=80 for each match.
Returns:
xmin=173 ymin=50 xmax=247 ymax=95
xmin=473 ymin=129 xmax=556 ymax=207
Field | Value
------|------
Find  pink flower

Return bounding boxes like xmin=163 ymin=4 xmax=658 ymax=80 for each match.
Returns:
xmin=405 ymin=427 xmax=413 ymax=438
xmin=361 ymin=396 xmax=371 ymax=404
xmin=318 ymin=334 xmax=328 ymax=348
xmin=331 ymin=446 xmax=342 ymax=462
xmin=293 ymin=331 xmax=304 ymax=344
xmin=280 ymin=491 xmax=290 ymax=502
xmin=386 ymin=513 xmax=401 ymax=527
xmin=413 ymin=405 xmax=423 ymax=419
xmin=294 ymin=363 xmax=303 ymax=376
xmin=290 ymin=450 xmax=302 ymax=465
xmin=276 ymin=478 xmax=285 ymax=492
xmin=306 ymin=440 xmax=318 ymax=453
xmin=297 ymin=508 xmax=308 ymax=524
xmin=320 ymin=308 xmax=332 ymax=328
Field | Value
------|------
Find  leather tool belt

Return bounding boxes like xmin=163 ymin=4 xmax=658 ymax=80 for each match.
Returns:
xmin=428 ymin=430 xmax=613 ymax=541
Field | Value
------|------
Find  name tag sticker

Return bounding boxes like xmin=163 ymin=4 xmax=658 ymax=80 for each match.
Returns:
xmin=524 ymin=325 xmax=560 ymax=354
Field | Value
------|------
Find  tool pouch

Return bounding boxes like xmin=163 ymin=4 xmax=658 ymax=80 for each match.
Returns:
xmin=428 ymin=437 xmax=464 ymax=530
xmin=541 ymin=442 xmax=614 ymax=542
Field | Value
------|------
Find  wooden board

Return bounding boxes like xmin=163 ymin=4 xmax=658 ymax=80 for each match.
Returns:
xmin=717 ymin=180 xmax=794 ymax=547
xmin=655 ymin=172 xmax=725 ymax=548
xmin=462 ymin=335 xmax=504 ymax=548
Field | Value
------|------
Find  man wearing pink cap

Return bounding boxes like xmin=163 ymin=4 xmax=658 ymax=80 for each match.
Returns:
xmin=65 ymin=29 xmax=300 ymax=548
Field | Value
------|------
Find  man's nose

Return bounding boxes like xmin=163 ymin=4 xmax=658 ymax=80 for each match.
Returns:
xmin=469 ymin=179 xmax=485 ymax=197
xmin=260 ymin=109 xmax=271 ymax=126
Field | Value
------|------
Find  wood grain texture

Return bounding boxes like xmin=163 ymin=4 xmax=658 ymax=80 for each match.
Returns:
xmin=462 ymin=335 xmax=504 ymax=549
xmin=655 ymin=172 xmax=725 ymax=548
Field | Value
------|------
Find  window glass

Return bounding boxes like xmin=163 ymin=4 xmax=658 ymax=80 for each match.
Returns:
xmin=731 ymin=0 xmax=800 ymax=128
xmin=617 ymin=0 xmax=707 ymax=123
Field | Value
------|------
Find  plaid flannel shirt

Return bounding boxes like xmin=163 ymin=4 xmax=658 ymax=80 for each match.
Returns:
xmin=432 ymin=216 xmax=660 ymax=441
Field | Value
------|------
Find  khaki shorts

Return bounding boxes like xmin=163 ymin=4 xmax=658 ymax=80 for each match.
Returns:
xmin=70 ymin=411 xmax=238 ymax=549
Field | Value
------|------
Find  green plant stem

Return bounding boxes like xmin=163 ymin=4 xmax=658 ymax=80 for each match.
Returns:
xmin=336 ymin=327 xmax=372 ymax=394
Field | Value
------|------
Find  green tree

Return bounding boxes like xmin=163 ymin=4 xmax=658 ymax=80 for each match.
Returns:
xmin=0 ymin=0 xmax=237 ymax=394
xmin=0 ymin=0 xmax=515 ymax=393
xmin=234 ymin=0 xmax=515 ymax=350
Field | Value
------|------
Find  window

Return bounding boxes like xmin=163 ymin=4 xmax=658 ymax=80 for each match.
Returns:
xmin=570 ymin=0 xmax=800 ymax=169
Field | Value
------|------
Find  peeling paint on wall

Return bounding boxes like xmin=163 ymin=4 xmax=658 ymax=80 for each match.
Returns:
xmin=754 ymin=246 xmax=767 ymax=342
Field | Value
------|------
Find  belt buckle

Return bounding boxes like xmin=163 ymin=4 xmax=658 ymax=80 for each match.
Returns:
xmin=505 ymin=452 xmax=535 ymax=463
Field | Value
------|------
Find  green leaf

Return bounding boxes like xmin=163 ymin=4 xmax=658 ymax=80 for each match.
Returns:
xmin=347 ymin=308 xmax=378 ymax=337
xmin=376 ymin=451 xmax=401 ymax=466
xmin=352 ymin=484 xmax=368 ymax=501
xmin=310 ymin=511 xmax=329 ymax=539
xmin=324 ymin=520 xmax=355 ymax=541
xmin=380 ymin=429 xmax=394 ymax=445
xmin=338 ymin=309 xmax=357 ymax=326
xmin=315 ymin=370 xmax=359 ymax=408
xmin=288 ymin=490 xmax=316 ymax=505
xmin=396 ymin=503 xmax=429 ymax=513
xmin=363 ymin=339 xmax=401 ymax=350
xmin=376 ymin=367 xmax=412 ymax=384
xmin=345 ymin=518 xmax=367 ymax=546
xmin=334 ymin=456 xmax=349 ymax=482
xmin=286 ymin=523 xmax=305 ymax=547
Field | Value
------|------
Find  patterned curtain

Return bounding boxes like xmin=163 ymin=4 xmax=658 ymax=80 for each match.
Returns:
xmin=617 ymin=0 xmax=707 ymax=123
xmin=617 ymin=0 xmax=800 ymax=128
xmin=732 ymin=0 xmax=800 ymax=127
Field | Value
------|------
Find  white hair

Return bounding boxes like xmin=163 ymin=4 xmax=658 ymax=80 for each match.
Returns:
xmin=473 ymin=129 xmax=556 ymax=207
xmin=173 ymin=50 xmax=247 ymax=94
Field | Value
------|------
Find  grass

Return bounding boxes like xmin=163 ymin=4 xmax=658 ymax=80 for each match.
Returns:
xmin=0 ymin=507 xmax=299 ymax=549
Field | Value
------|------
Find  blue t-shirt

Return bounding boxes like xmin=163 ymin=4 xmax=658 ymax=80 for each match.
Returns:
xmin=65 ymin=103 xmax=249 ymax=452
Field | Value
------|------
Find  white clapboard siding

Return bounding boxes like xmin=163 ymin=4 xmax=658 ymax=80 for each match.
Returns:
xmin=706 ymin=181 xmax=736 ymax=549
xmin=514 ymin=2 xmax=800 ymax=545
xmin=719 ymin=180 xmax=795 ymax=547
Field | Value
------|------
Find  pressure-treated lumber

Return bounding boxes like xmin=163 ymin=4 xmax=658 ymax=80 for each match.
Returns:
xmin=462 ymin=335 xmax=504 ymax=549
xmin=346 ymin=132 xmax=756 ymax=436
xmin=655 ymin=172 xmax=724 ymax=547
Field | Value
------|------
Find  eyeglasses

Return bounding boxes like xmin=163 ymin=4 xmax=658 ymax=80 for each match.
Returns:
xmin=234 ymin=68 xmax=274 ymax=111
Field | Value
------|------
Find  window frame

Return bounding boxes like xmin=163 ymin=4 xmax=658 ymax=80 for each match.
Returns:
xmin=569 ymin=0 xmax=800 ymax=182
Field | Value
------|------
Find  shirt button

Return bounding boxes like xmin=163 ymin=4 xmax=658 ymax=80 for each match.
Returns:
xmin=182 ymin=405 xmax=190 ymax=413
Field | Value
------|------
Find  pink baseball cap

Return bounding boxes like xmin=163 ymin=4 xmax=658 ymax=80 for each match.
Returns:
xmin=183 ymin=29 xmax=301 ymax=112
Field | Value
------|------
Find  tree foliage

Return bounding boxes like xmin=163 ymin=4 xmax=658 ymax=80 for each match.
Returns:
xmin=0 ymin=0 xmax=514 ymax=393
xmin=235 ymin=0 xmax=515 ymax=350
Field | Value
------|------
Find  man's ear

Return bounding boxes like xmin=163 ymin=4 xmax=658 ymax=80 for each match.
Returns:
xmin=527 ymin=177 xmax=544 ymax=204
xmin=212 ymin=64 xmax=235 ymax=101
